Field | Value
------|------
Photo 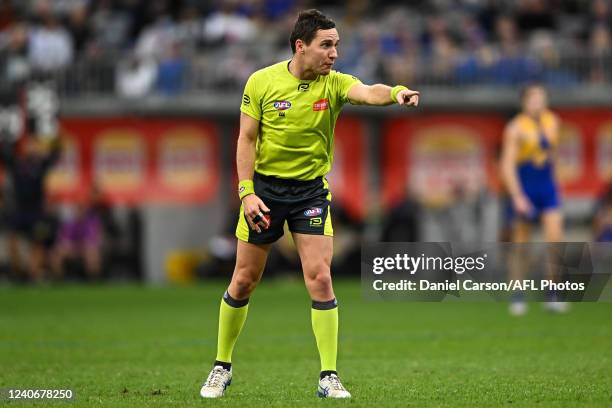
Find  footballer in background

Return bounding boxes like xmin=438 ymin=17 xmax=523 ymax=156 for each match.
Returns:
xmin=500 ymin=83 xmax=567 ymax=315
xmin=0 ymin=77 xmax=62 ymax=282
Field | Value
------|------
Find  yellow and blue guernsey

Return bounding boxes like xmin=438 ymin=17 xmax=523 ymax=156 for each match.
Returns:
xmin=240 ymin=60 xmax=361 ymax=180
xmin=514 ymin=110 xmax=560 ymax=217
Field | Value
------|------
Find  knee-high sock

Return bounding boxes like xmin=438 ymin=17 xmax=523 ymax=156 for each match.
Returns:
xmin=311 ymin=299 xmax=338 ymax=372
xmin=215 ymin=291 xmax=249 ymax=363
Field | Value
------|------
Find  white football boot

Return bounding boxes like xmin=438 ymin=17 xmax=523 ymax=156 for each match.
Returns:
xmin=317 ymin=374 xmax=351 ymax=399
xmin=543 ymin=301 xmax=570 ymax=313
xmin=200 ymin=366 xmax=232 ymax=398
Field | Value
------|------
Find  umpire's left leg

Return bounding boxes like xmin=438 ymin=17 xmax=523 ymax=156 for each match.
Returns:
xmin=293 ymin=233 xmax=338 ymax=375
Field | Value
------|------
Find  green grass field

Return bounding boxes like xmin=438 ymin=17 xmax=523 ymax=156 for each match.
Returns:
xmin=1 ymin=279 xmax=611 ymax=407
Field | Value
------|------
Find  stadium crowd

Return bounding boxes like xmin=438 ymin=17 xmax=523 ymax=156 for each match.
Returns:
xmin=1 ymin=0 xmax=611 ymax=96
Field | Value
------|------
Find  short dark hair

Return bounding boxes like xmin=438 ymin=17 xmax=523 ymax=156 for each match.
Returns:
xmin=289 ymin=9 xmax=336 ymax=54
xmin=520 ymin=82 xmax=546 ymax=101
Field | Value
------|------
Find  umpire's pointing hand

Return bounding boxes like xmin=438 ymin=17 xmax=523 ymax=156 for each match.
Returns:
xmin=397 ymin=89 xmax=419 ymax=107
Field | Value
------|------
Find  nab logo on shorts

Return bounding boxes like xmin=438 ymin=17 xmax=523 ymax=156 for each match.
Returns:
xmin=273 ymin=101 xmax=292 ymax=110
xmin=304 ymin=208 xmax=323 ymax=217
xmin=313 ymin=98 xmax=329 ymax=111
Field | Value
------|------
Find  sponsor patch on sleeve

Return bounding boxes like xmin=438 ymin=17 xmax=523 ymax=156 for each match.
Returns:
xmin=313 ymin=98 xmax=329 ymax=111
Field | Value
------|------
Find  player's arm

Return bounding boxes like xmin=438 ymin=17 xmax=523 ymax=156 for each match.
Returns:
xmin=500 ymin=121 xmax=532 ymax=215
xmin=236 ymin=112 xmax=270 ymax=233
xmin=42 ymin=134 xmax=64 ymax=170
xmin=347 ymin=83 xmax=419 ymax=107
xmin=549 ymin=114 xmax=562 ymax=184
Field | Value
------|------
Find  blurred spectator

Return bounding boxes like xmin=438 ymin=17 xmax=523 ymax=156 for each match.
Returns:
xmin=529 ymin=31 xmax=578 ymax=87
xmin=0 ymin=23 xmax=30 ymax=84
xmin=135 ymin=15 xmax=175 ymax=61
xmin=155 ymin=42 xmax=187 ymax=95
xmin=174 ymin=5 xmax=205 ymax=53
xmin=515 ymin=0 xmax=556 ymax=33
xmin=1 ymin=136 xmax=62 ymax=282
xmin=52 ymin=198 xmax=103 ymax=281
xmin=116 ymin=54 xmax=157 ymax=98
xmin=261 ymin=0 xmax=298 ymax=21
xmin=28 ymin=11 xmax=73 ymax=72
xmin=66 ymin=2 xmax=92 ymax=56
xmin=203 ymin=1 xmax=257 ymax=45
xmin=586 ymin=0 xmax=612 ymax=29
xmin=588 ymin=24 xmax=611 ymax=83
xmin=1 ymin=1 xmax=612 ymax=94
xmin=89 ymin=0 xmax=133 ymax=51
xmin=490 ymin=15 xmax=539 ymax=85
xmin=347 ymin=23 xmax=384 ymax=85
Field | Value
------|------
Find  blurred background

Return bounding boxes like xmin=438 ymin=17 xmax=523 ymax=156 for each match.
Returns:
xmin=1 ymin=0 xmax=612 ymax=285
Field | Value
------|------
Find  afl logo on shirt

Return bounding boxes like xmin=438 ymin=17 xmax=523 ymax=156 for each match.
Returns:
xmin=273 ymin=101 xmax=292 ymax=110
xmin=313 ymin=98 xmax=329 ymax=111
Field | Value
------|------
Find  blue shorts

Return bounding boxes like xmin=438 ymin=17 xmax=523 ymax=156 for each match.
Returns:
xmin=511 ymin=162 xmax=560 ymax=222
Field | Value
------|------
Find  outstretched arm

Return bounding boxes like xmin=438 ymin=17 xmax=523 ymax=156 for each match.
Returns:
xmin=347 ymin=83 xmax=419 ymax=107
xmin=550 ymin=115 xmax=562 ymax=184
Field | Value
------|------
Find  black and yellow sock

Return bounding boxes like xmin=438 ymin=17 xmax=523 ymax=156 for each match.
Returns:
xmin=215 ymin=290 xmax=249 ymax=365
xmin=311 ymin=298 xmax=338 ymax=374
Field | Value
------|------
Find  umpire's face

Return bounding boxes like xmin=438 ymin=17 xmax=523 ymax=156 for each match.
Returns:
xmin=303 ymin=28 xmax=339 ymax=75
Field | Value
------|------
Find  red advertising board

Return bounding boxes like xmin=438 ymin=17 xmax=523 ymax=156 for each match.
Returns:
xmin=327 ymin=116 xmax=367 ymax=220
xmin=383 ymin=110 xmax=612 ymax=207
xmin=41 ymin=109 xmax=612 ymax=208
xmin=556 ymin=109 xmax=612 ymax=196
xmin=47 ymin=118 xmax=220 ymax=204
xmin=382 ymin=114 xmax=505 ymax=207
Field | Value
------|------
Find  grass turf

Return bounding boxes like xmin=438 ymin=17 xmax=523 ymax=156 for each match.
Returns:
xmin=0 ymin=279 xmax=611 ymax=407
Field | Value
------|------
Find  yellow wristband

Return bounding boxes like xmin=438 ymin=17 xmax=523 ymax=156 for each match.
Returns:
xmin=238 ymin=180 xmax=254 ymax=200
xmin=390 ymin=85 xmax=408 ymax=103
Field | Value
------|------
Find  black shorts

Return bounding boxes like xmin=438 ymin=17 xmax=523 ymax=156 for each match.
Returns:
xmin=7 ymin=210 xmax=56 ymax=247
xmin=235 ymin=172 xmax=333 ymax=244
